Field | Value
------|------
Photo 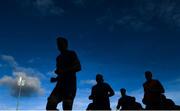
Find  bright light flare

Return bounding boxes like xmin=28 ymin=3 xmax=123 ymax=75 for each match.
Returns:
xmin=17 ymin=76 xmax=25 ymax=86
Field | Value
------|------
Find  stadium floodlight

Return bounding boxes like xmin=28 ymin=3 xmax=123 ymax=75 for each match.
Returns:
xmin=17 ymin=76 xmax=25 ymax=86
xmin=16 ymin=76 xmax=25 ymax=111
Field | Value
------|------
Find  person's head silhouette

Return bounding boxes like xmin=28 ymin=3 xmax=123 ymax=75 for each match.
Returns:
xmin=56 ymin=37 xmax=68 ymax=52
xmin=96 ymin=74 xmax=104 ymax=84
xmin=120 ymin=88 xmax=126 ymax=97
xmin=145 ymin=71 xmax=152 ymax=81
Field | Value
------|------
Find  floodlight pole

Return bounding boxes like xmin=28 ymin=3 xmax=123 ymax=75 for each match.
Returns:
xmin=16 ymin=77 xmax=22 ymax=111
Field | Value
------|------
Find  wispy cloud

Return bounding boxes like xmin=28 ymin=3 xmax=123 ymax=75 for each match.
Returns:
xmin=72 ymin=0 xmax=108 ymax=8
xmin=0 ymin=55 xmax=45 ymax=97
xmin=165 ymin=77 xmax=180 ymax=105
xmin=96 ymin=0 xmax=180 ymax=32
xmin=17 ymin=0 xmax=64 ymax=16
xmin=27 ymin=57 xmax=40 ymax=64
xmin=73 ymin=88 xmax=91 ymax=110
xmin=170 ymin=77 xmax=180 ymax=84
xmin=165 ymin=90 xmax=180 ymax=105
xmin=73 ymin=0 xmax=87 ymax=7
xmin=33 ymin=0 xmax=64 ymax=16
xmin=1 ymin=55 xmax=18 ymax=67
xmin=80 ymin=79 xmax=96 ymax=85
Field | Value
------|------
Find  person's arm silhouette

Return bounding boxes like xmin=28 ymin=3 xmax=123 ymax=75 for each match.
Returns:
xmin=107 ymin=84 xmax=114 ymax=97
xmin=116 ymin=98 xmax=122 ymax=110
xmin=89 ymin=86 xmax=96 ymax=100
xmin=49 ymin=56 xmax=64 ymax=83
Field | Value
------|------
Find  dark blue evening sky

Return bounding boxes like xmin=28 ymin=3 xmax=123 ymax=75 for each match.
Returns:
xmin=0 ymin=0 xmax=180 ymax=110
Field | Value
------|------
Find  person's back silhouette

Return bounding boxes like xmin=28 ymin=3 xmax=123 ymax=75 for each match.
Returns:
xmin=88 ymin=74 xmax=114 ymax=110
xmin=46 ymin=37 xmax=81 ymax=111
xmin=161 ymin=94 xmax=176 ymax=110
xmin=116 ymin=88 xmax=138 ymax=110
xmin=142 ymin=71 xmax=165 ymax=109
xmin=86 ymin=102 xmax=95 ymax=110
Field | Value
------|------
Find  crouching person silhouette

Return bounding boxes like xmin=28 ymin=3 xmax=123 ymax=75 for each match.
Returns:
xmin=88 ymin=74 xmax=114 ymax=110
xmin=130 ymin=97 xmax=143 ymax=110
xmin=46 ymin=37 xmax=81 ymax=111
xmin=116 ymin=88 xmax=143 ymax=110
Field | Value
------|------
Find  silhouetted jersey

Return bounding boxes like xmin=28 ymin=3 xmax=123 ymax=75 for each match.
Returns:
xmin=143 ymin=79 xmax=165 ymax=109
xmin=89 ymin=82 xmax=114 ymax=110
xmin=116 ymin=95 xmax=134 ymax=110
xmin=56 ymin=50 xmax=81 ymax=99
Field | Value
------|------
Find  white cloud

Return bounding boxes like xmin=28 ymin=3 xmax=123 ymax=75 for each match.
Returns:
xmin=0 ymin=71 xmax=44 ymax=97
xmin=1 ymin=55 xmax=45 ymax=78
xmin=0 ymin=55 xmax=45 ymax=97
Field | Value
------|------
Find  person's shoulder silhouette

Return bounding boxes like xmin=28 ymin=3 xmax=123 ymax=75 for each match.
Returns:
xmin=143 ymin=71 xmax=165 ymax=93
xmin=90 ymin=74 xmax=114 ymax=98
xmin=130 ymin=97 xmax=143 ymax=110
xmin=89 ymin=74 xmax=114 ymax=110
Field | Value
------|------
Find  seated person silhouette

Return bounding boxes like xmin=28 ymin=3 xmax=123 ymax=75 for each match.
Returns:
xmin=142 ymin=71 xmax=165 ymax=110
xmin=46 ymin=37 xmax=81 ymax=111
xmin=88 ymin=74 xmax=114 ymax=110
xmin=116 ymin=88 xmax=138 ymax=110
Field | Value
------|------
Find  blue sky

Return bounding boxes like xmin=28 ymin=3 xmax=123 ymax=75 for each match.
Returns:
xmin=0 ymin=0 xmax=180 ymax=110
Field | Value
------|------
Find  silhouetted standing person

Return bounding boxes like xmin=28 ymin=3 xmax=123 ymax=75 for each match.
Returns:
xmin=116 ymin=88 xmax=141 ymax=110
xmin=89 ymin=74 xmax=114 ymax=110
xmin=46 ymin=37 xmax=81 ymax=111
xmin=142 ymin=71 xmax=165 ymax=109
